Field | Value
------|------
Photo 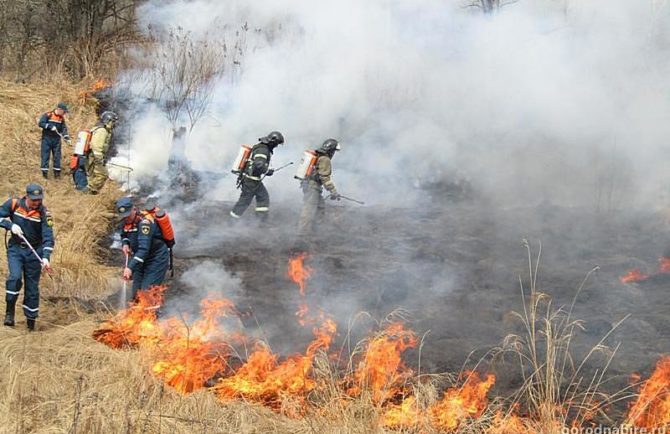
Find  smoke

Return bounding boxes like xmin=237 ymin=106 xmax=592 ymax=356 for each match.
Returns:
xmin=162 ymin=261 xmax=244 ymax=324
xmin=115 ymin=0 xmax=670 ymax=210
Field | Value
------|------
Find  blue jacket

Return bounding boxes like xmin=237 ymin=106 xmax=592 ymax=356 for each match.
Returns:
xmin=0 ymin=197 xmax=55 ymax=260
xmin=38 ymin=111 xmax=69 ymax=145
xmin=121 ymin=213 xmax=168 ymax=272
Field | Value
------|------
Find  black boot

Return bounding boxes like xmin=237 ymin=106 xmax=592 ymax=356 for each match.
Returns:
xmin=26 ymin=319 xmax=35 ymax=331
xmin=53 ymin=171 xmax=61 ymax=179
xmin=4 ymin=302 xmax=15 ymax=327
xmin=41 ymin=171 xmax=48 ymax=179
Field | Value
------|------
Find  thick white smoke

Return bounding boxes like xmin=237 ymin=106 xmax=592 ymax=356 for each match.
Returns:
xmin=118 ymin=0 xmax=670 ymax=209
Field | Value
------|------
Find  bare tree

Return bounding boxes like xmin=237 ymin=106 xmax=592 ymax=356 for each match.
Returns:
xmin=149 ymin=28 xmax=226 ymax=132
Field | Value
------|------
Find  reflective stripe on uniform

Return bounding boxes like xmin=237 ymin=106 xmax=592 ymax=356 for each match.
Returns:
xmin=254 ymin=154 xmax=268 ymax=159
xmin=14 ymin=214 xmax=41 ymax=223
xmin=230 ymin=211 xmax=241 ymax=219
xmin=43 ymin=247 xmax=53 ymax=251
xmin=6 ymin=290 xmax=19 ymax=295
xmin=255 ymin=207 xmax=269 ymax=212
xmin=22 ymin=305 xmax=39 ymax=312
xmin=133 ymin=256 xmax=144 ymax=263
xmin=243 ymin=174 xmax=261 ymax=181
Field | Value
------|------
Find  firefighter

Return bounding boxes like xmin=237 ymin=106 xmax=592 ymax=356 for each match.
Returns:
xmin=116 ymin=197 xmax=170 ymax=299
xmin=230 ymin=131 xmax=285 ymax=222
xmin=298 ymin=139 xmax=341 ymax=234
xmin=0 ymin=184 xmax=54 ymax=331
xmin=86 ymin=111 xmax=118 ymax=195
xmin=38 ymin=102 xmax=70 ymax=179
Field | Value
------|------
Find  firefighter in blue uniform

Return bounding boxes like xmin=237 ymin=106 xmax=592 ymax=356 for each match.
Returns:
xmin=116 ymin=197 xmax=170 ymax=299
xmin=38 ymin=102 xmax=70 ymax=179
xmin=0 ymin=184 xmax=54 ymax=331
xmin=230 ymin=131 xmax=284 ymax=222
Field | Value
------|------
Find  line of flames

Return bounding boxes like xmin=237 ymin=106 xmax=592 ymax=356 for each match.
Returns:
xmin=92 ymin=254 xmax=670 ymax=431
xmin=620 ymin=256 xmax=670 ymax=283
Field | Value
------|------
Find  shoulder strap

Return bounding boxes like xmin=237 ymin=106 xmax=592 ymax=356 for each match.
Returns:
xmin=140 ymin=210 xmax=155 ymax=223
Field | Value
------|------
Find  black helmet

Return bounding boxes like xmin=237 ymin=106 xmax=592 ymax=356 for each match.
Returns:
xmin=260 ymin=131 xmax=284 ymax=146
xmin=319 ymin=138 xmax=341 ymax=155
xmin=100 ymin=111 xmax=118 ymax=125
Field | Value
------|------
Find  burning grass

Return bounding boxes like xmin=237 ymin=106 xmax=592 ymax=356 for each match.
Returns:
xmin=85 ymin=246 xmax=670 ymax=433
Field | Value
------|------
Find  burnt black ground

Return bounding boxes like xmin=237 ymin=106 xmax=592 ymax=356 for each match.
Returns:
xmin=160 ymin=194 xmax=670 ymax=409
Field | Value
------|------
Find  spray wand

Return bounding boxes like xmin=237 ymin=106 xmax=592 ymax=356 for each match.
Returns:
xmin=17 ymin=234 xmax=53 ymax=274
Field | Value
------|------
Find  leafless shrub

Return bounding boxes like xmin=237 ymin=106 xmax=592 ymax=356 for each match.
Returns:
xmin=147 ymin=28 xmax=229 ymax=132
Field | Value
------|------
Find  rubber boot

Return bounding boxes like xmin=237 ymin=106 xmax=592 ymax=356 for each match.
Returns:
xmin=4 ymin=302 xmax=15 ymax=327
xmin=26 ymin=319 xmax=35 ymax=331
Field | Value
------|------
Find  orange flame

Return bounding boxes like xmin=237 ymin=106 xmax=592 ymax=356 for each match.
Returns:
xmin=212 ymin=317 xmax=337 ymax=411
xmin=78 ymin=78 xmax=113 ymax=104
xmin=91 ymin=78 xmax=111 ymax=92
xmin=288 ymin=253 xmax=312 ymax=296
xmin=94 ymin=287 xmax=243 ymax=394
xmin=620 ymin=268 xmax=648 ymax=284
xmin=429 ymin=371 xmax=496 ymax=431
xmin=296 ymin=303 xmax=309 ymax=326
xmin=350 ymin=322 xmax=417 ymax=403
xmin=382 ymin=396 xmax=421 ymax=428
xmin=659 ymin=257 xmax=670 ymax=274
xmin=627 ymin=355 xmax=670 ymax=429
xmin=93 ymin=286 xmax=167 ymax=348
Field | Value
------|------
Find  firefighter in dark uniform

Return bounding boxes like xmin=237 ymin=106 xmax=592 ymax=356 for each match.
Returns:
xmin=38 ymin=102 xmax=70 ymax=179
xmin=0 ymin=184 xmax=54 ymax=331
xmin=230 ymin=131 xmax=285 ymax=222
xmin=298 ymin=139 xmax=341 ymax=234
xmin=117 ymin=197 xmax=170 ymax=299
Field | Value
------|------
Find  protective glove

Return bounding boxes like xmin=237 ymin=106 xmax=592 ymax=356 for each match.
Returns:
xmin=63 ymin=135 xmax=71 ymax=144
xmin=123 ymin=267 xmax=133 ymax=281
xmin=50 ymin=125 xmax=58 ymax=132
xmin=11 ymin=224 xmax=23 ymax=236
xmin=265 ymin=168 xmax=275 ymax=177
xmin=330 ymin=192 xmax=341 ymax=201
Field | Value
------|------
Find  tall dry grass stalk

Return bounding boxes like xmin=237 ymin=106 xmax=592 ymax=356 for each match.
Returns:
xmin=498 ymin=240 xmax=629 ymax=433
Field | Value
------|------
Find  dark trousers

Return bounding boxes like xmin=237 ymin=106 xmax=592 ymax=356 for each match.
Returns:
xmin=6 ymin=244 xmax=42 ymax=319
xmin=72 ymin=156 xmax=88 ymax=190
xmin=231 ymin=177 xmax=270 ymax=219
xmin=41 ymin=138 xmax=62 ymax=174
xmin=131 ymin=252 xmax=169 ymax=300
